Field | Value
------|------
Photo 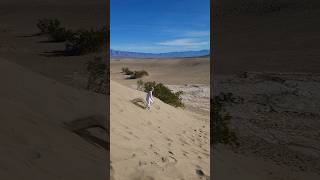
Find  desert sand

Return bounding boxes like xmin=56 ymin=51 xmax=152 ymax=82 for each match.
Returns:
xmin=110 ymin=80 xmax=209 ymax=180
xmin=212 ymin=0 xmax=320 ymax=179
xmin=111 ymin=58 xmax=210 ymax=117
xmin=0 ymin=58 xmax=108 ymax=179
xmin=111 ymin=58 xmax=210 ymax=85
xmin=110 ymin=57 xmax=210 ymax=180
xmin=213 ymin=72 xmax=320 ymax=180
xmin=0 ymin=0 xmax=108 ymax=179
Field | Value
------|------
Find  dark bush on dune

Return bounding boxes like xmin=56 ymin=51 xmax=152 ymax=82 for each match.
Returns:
xmin=122 ymin=67 xmax=148 ymax=79
xmin=49 ymin=28 xmax=74 ymax=42
xmin=86 ymin=56 xmax=107 ymax=94
xmin=211 ymin=94 xmax=238 ymax=146
xmin=37 ymin=18 xmax=58 ymax=34
xmin=37 ymin=18 xmax=74 ymax=42
xmin=139 ymin=81 xmax=184 ymax=108
xmin=129 ymin=70 xmax=148 ymax=79
xmin=65 ymin=27 xmax=107 ymax=55
xmin=37 ymin=18 xmax=106 ymax=55
xmin=122 ymin=67 xmax=134 ymax=75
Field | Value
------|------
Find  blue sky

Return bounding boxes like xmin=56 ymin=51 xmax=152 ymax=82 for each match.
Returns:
xmin=110 ymin=0 xmax=210 ymax=53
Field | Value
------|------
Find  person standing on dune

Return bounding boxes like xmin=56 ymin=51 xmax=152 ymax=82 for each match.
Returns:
xmin=146 ymin=87 xmax=154 ymax=110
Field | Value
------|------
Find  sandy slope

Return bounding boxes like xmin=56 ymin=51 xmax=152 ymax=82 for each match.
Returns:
xmin=110 ymin=80 xmax=210 ymax=180
xmin=0 ymin=58 xmax=107 ymax=179
xmin=0 ymin=0 xmax=106 ymax=90
xmin=110 ymin=58 xmax=210 ymax=118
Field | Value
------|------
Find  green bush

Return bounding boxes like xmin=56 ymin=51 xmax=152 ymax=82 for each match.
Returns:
xmin=37 ymin=18 xmax=59 ymax=34
xmin=86 ymin=56 xmax=107 ymax=94
xmin=37 ymin=18 xmax=73 ymax=42
xmin=65 ymin=27 xmax=106 ymax=55
xmin=122 ymin=67 xmax=134 ymax=75
xmin=121 ymin=67 xmax=148 ymax=79
xmin=37 ymin=18 xmax=106 ymax=55
xmin=130 ymin=70 xmax=148 ymax=79
xmin=211 ymin=94 xmax=238 ymax=146
xmin=142 ymin=81 xmax=184 ymax=108
xmin=49 ymin=28 xmax=74 ymax=42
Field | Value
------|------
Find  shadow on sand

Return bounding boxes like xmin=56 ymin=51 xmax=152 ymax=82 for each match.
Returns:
xmin=131 ymin=98 xmax=147 ymax=109
xmin=39 ymin=50 xmax=74 ymax=57
xmin=64 ymin=115 xmax=108 ymax=150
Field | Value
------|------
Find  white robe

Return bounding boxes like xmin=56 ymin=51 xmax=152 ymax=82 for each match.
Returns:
xmin=146 ymin=91 xmax=154 ymax=108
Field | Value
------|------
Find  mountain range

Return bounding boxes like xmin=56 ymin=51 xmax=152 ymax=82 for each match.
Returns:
xmin=110 ymin=49 xmax=210 ymax=58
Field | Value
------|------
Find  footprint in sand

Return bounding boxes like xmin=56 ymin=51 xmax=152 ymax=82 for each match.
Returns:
xmin=195 ymin=169 xmax=209 ymax=180
xmin=161 ymin=156 xmax=177 ymax=163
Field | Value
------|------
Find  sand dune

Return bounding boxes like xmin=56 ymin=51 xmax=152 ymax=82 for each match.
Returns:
xmin=110 ymin=80 xmax=210 ymax=180
xmin=110 ymin=58 xmax=210 ymax=118
xmin=0 ymin=0 xmax=108 ymax=179
xmin=0 ymin=58 xmax=107 ymax=179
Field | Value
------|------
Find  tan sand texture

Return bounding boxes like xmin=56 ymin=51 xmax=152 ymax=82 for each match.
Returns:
xmin=0 ymin=58 xmax=108 ymax=179
xmin=110 ymin=80 xmax=210 ymax=180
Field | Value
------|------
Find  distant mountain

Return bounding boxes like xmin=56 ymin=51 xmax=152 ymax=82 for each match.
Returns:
xmin=110 ymin=49 xmax=209 ymax=58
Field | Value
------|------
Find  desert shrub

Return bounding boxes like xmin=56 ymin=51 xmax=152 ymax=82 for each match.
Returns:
xmin=37 ymin=18 xmax=73 ymax=42
xmin=121 ymin=67 xmax=148 ymax=79
xmin=49 ymin=28 xmax=74 ymax=42
xmin=136 ymin=79 xmax=144 ymax=90
xmin=65 ymin=27 xmax=107 ymax=55
xmin=211 ymin=94 xmax=238 ymax=146
xmin=121 ymin=67 xmax=134 ymax=75
xmin=130 ymin=70 xmax=148 ymax=79
xmin=37 ymin=18 xmax=59 ymax=34
xmin=86 ymin=56 xmax=107 ymax=94
xmin=142 ymin=81 xmax=184 ymax=108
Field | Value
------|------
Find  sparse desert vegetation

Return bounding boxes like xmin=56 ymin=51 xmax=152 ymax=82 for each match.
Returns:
xmin=65 ymin=28 xmax=107 ymax=55
xmin=121 ymin=67 xmax=133 ymax=75
xmin=211 ymin=93 xmax=238 ymax=146
xmin=130 ymin=70 xmax=148 ymax=79
xmin=214 ymin=72 xmax=320 ymax=174
xmin=86 ymin=56 xmax=107 ymax=94
xmin=121 ymin=67 xmax=148 ymax=79
xmin=137 ymin=80 xmax=184 ymax=108
xmin=37 ymin=18 xmax=74 ymax=42
xmin=37 ymin=18 xmax=106 ymax=55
